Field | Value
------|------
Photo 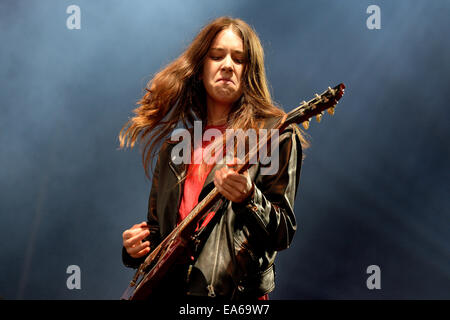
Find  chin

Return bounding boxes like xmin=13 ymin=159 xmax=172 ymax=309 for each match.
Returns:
xmin=206 ymin=85 xmax=242 ymax=106
xmin=214 ymin=90 xmax=237 ymax=102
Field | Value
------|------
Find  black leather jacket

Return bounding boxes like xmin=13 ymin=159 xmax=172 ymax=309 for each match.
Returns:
xmin=122 ymin=123 xmax=303 ymax=300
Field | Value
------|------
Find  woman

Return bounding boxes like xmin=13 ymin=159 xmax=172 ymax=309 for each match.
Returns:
xmin=119 ymin=16 xmax=307 ymax=300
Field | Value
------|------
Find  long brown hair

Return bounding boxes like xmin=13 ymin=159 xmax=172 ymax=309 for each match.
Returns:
xmin=119 ymin=16 xmax=308 ymax=178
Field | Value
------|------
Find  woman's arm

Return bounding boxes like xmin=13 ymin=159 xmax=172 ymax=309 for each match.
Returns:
xmin=122 ymin=152 xmax=162 ymax=269
xmin=231 ymin=126 xmax=302 ymax=251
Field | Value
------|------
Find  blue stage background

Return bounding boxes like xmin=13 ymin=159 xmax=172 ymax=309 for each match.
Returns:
xmin=0 ymin=0 xmax=449 ymax=299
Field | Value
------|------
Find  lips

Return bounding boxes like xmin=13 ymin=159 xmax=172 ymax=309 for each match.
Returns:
xmin=217 ymin=78 xmax=234 ymax=84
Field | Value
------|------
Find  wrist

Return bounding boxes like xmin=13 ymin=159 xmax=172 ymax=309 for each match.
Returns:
xmin=242 ymin=182 xmax=255 ymax=203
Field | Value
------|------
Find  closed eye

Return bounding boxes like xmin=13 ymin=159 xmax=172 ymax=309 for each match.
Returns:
xmin=209 ymin=56 xmax=244 ymax=64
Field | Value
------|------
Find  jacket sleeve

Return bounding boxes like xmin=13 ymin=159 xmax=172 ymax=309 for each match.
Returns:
xmin=122 ymin=150 xmax=162 ymax=269
xmin=231 ymin=125 xmax=302 ymax=251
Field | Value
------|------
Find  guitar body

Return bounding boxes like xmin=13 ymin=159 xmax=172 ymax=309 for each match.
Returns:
xmin=121 ymin=235 xmax=189 ymax=300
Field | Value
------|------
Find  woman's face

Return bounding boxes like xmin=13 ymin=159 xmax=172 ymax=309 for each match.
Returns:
xmin=202 ymin=28 xmax=245 ymax=108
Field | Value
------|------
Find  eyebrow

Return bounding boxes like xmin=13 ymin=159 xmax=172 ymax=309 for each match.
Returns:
xmin=209 ymin=47 xmax=244 ymax=55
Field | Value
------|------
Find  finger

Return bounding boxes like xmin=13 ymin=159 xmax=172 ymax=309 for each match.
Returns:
xmin=132 ymin=221 xmax=148 ymax=229
xmin=128 ymin=241 xmax=150 ymax=257
xmin=225 ymin=172 xmax=248 ymax=184
xmin=137 ymin=221 xmax=148 ymax=228
xmin=125 ymin=229 xmax=150 ymax=247
xmin=223 ymin=180 xmax=247 ymax=200
xmin=215 ymin=170 xmax=248 ymax=197
xmin=226 ymin=157 xmax=244 ymax=167
xmin=222 ymin=171 xmax=248 ymax=189
xmin=216 ymin=178 xmax=243 ymax=201
xmin=223 ymin=182 xmax=243 ymax=199
xmin=221 ymin=165 xmax=249 ymax=181
xmin=122 ymin=229 xmax=138 ymax=241
xmin=123 ymin=227 xmax=145 ymax=241
xmin=214 ymin=169 xmax=225 ymax=186
xmin=216 ymin=167 xmax=240 ymax=182
xmin=226 ymin=164 xmax=241 ymax=174
xmin=131 ymin=247 xmax=151 ymax=258
xmin=225 ymin=170 xmax=252 ymax=189
xmin=221 ymin=175 xmax=245 ymax=191
xmin=123 ymin=222 xmax=149 ymax=239
xmin=124 ymin=229 xmax=150 ymax=248
xmin=215 ymin=183 xmax=238 ymax=202
xmin=129 ymin=241 xmax=150 ymax=254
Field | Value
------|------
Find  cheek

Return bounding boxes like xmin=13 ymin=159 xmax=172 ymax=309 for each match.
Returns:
xmin=203 ymin=62 xmax=216 ymax=80
xmin=236 ymin=66 xmax=244 ymax=83
xmin=201 ymin=65 xmax=212 ymax=89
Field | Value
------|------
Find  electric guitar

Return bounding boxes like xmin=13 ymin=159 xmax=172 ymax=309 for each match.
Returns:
xmin=121 ymin=83 xmax=346 ymax=300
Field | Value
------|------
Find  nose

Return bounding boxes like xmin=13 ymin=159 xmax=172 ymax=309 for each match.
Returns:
xmin=221 ymin=54 xmax=233 ymax=72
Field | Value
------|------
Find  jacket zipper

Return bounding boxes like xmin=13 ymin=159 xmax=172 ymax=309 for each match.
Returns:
xmin=168 ymin=159 xmax=184 ymax=212
xmin=207 ymin=214 xmax=223 ymax=297
xmin=168 ymin=159 xmax=182 ymax=181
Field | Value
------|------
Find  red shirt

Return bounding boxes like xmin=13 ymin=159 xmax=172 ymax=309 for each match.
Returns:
xmin=178 ymin=124 xmax=226 ymax=228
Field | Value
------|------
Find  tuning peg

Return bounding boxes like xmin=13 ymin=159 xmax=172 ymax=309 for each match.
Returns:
xmin=315 ymin=94 xmax=321 ymax=99
xmin=327 ymin=107 xmax=335 ymax=115
xmin=302 ymin=120 xmax=310 ymax=130
xmin=316 ymin=113 xmax=323 ymax=123
xmin=301 ymin=100 xmax=307 ymax=106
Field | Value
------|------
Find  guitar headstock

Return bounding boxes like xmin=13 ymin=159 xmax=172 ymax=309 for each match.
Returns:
xmin=285 ymin=83 xmax=346 ymax=129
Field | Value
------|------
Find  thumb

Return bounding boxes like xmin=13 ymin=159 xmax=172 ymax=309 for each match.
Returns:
xmin=226 ymin=156 xmax=244 ymax=166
